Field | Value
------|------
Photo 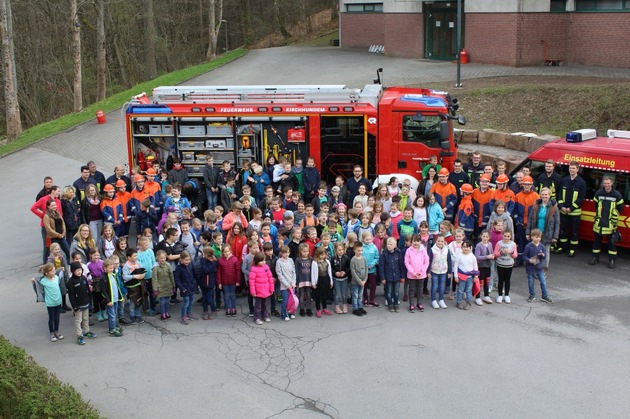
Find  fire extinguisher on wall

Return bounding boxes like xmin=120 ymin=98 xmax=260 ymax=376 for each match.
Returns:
xmin=137 ymin=150 xmax=146 ymax=170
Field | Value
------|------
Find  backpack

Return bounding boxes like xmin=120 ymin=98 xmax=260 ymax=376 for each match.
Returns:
xmin=287 ymin=288 xmax=299 ymax=314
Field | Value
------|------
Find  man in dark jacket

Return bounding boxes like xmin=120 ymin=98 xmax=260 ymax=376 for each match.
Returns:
xmin=556 ymin=161 xmax=586 ymax=258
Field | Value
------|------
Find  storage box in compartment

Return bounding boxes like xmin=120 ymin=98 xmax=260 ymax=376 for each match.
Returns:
xmin=162 ymin=125 xmax=174 ymax=135
xmin=206 ymin=139 xmax=227 ymax=149
xmin=206 ymin=124 xmax=232 ymax=136
xmin=178 ymin=141 xmax=205 ymax=150
xmin=185 ymin=165 xmax=203 ymax=177
xmin=210 ymin=151 xmax=234 ymax=162
xmin=149 ymin=125 xmax=162 ymax=134
xmin=179 ymin=125 xmax=205 ymax=136
xmin=181 ymin=152 xmax=196 ymax=162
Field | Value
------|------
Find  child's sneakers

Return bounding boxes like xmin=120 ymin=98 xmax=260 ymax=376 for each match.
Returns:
xmin=264 ymin=317 xmax=271 ymax=323
xmin=255 ymin=319 xmax=264 ymax=325
xmin=394 ymin=305 xmax=400 ymax=313
xmin=109 ymin=328 xmax=123 ymax=337
xmin=482 ymin=296 xmax=493 ymax=304
xmin=541 ymin=295 xmax=554 ymax=303
xmin=342 ymin=304 xmax=348 ymax=314
xmin=306 ymin=309 xmax=313 ymax=317
xmin=76 ymin=336 xmax=86 ymax=345
xmin=438 ymin=300 xmax=447 ymax=309
xmin=83 ymin=331 xmax=97 ymax=339
xmin=335 ymin=305 xmax=343 ymax=314
xmin=180 ymin=317 xmax=189 ymax=325
xmin=527 ymin=295 xmax=536 ymax=303
xmin=456 ymin=302 xmax=464 ymax=310
xmin=299 ymin=309 xmax=306 ymax=317
xmin=504 ymin=296 xmax=511 ymax=304
xmin=417 ymin=304 xmax=424 ymax=312
xmin=284 ymin=316 xmax=291 ymax=321
xmin=315 ymin=310 xmax=322 ymax=318
xmin=50 ymin=333 xmax=57 ymax=342
xmin=322 ymin=309 xmax=332 ymax=316
xmin=187 ymin=314 xmax=197 ymax=320
xmin=352 ymin=309 xmax=363 ymax=316
xmin=496 ymin=295 xmax=503 ymax=304
xmin=431 ymin=300 xmax=440 ymax=309
xmin=54 ymin=332 xmax=64 ymax=340
xmin=389 ymin=305 xmax=396 ymax=312
xmin=203 ymin=312 xmax=210 ymax=320
xmin=409 ymin=305 xmax=415 ymax=313
xmin=475 ymin=298 xmax=483 ymax=306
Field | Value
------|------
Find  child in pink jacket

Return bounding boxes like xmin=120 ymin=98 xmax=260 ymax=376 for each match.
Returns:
xmin=249 ymin=252 xmax=275 ymax=324
xmin=404 ymin=233 xmax=430 ymax=312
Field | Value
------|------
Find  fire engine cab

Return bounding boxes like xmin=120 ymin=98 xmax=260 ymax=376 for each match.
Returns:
xmin=124 ymin=83 xmax=464 ymax=186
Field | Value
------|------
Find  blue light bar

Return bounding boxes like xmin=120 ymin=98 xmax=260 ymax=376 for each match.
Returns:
xmin=399 ymin=95 xmax=447 ymax=108
xmin=127 ymin=105 xmax=173 ymax=114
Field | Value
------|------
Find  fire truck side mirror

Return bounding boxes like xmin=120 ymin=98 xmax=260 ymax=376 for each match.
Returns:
xmin=458 ymin=115 xmax=466 ymax=126
xmin=440 ymin=121 xmax=450 ymax=141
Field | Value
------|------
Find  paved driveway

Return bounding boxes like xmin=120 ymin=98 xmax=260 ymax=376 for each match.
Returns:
xmin=3 ymin=46 xmax=630 ymax=418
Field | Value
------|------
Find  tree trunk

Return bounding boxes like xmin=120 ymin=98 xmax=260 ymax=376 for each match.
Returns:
xmin=273 ymin=0 xmax=290 ymax=39
xmin=205 ymin=0 xmax=223 ymax=61
xmin=330 ymin=0 xmax=338 ymax=21
xmin=108 ymin=11 xmax=127 ymax=87
xmin=0 ymin=0 xmax=22 ymax=140
xmin=71 ymin=0 xmax=82 ymax=112
xmin=95 ymin=0 xmax=106 ymax=101
xmin=144 ymin=0 xmax=157 ymax=80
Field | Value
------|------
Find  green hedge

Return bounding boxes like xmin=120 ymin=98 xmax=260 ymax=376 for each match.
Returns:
xmin=0 ymin=336 xmax=101 ymax=418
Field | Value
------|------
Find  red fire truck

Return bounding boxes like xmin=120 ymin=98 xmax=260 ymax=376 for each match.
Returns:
xmin=124 ymin=82 xmax=464 ymax=185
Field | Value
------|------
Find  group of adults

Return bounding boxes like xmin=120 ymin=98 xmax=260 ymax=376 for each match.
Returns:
xmin=425 ymin=152 xmax=624 ymax=269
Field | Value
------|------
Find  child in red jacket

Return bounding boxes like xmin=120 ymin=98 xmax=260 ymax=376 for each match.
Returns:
xmin=217 ymin=245 xmax=241 ymax=316
xmin=249 ymin=252 xmax=275 ymax=324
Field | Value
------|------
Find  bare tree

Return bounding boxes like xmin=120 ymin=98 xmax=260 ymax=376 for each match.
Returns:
xmin=71 ymin=0 xmax=83 ymax=112
xmin=144 ymin=0 xmax=157 ymax=79
xmin=0 ymin=0 xmax=21 ymax=140
xmin=273 ymin=0 xmax=290 ymax=39
xmin=95 ymin=0 xmax=106 ymax=101
xmin=205 ymin=0 xmax=224 ymax=61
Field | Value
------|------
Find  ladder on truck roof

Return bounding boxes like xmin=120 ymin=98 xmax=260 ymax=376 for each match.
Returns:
xmin=151 ymin=85 xmax=366 ymax=104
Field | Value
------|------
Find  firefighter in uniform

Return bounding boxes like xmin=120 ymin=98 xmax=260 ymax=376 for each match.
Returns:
xmin=536 ymin=159 xmax=561 ymax=201
xmin=589 ymin=176 xmax=624 ymax=269
xmin=556 ymin=161 xmax=586 ymax=258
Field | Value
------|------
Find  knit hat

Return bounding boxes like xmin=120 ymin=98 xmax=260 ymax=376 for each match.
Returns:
xmin=70 ymin=262 xmax=83 ymax=274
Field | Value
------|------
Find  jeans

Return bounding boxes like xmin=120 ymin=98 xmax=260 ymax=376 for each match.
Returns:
xmin=430 ymin=273 xmax=447 ymax=302
xmin=254 ymin=296 xmax=268 ymax=321
xmin=384 ymin=281 xmax=400 ymax=307
xmin=159 ymin=297 xmax=170 ymax=316
xmin=223 ymin=285 xmax=236 ymax=310
xmin=527 ymin=270 xmax=548 ymax=298
xmin=89 ymin=220 xmax=103 ymax=244
xmin=351 ymin=284 xmax=364 ymax=310
xmin=281 ymin=289 xmax=289 ymax=317
xmin=181 ymin=295 xmax=193 ymax=318
xmin=201 ymin=287 xmax=216 ymax=313
xmin=47 ymin=305 xmax=61 ymax=333
xmin=333 ymin=279 xmax=348 ymax=306
xmin=456 ymin=276 xmax=473 ymax=303
xmin=107 ymin=302 xmax=118 ymax=330
xmin=129 ymin=298 xmax=142 ymax=320
xmin=298 ymin=286 xmax=312 ymax=311
xmin=407 ymin=279 xmax=423 ymax=306
xmin=206 ymin=189 xmax=217 ymax=210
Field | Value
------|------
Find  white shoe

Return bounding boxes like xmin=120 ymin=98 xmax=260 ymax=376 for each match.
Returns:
xmin=474 ymin=298 xmax=483 ymax=306
xmin=504 ymin=296 xmax=511 ymax=304
xmin=483 ymin=296 xmax=493 ymax=304
xmin=496 ymin=296 xmax=503 ymax=304
xmin=431 ymin=300 xmax=440 ymax=309
xmin=438 ymin=300 xmax=447 ymax=309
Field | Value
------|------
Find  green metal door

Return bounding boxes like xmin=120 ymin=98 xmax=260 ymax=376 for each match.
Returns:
xmin=425 ymin=8 xmax=459 ymax=60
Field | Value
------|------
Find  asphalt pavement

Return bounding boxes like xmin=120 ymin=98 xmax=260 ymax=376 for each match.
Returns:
xmin=2 ymin=46 xmax=630 ymax=418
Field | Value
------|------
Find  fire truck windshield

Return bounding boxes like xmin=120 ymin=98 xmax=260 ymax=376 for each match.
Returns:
xmin=402 ymin=115 xmax=442 ymax=148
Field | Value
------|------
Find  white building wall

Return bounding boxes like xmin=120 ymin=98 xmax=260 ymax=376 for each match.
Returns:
xmin=340 ymin=0 xmax=552 ymax=14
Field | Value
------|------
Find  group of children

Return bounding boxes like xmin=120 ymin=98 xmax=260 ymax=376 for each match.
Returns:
xmin=32 ymin=157 xmax=554 ymax=344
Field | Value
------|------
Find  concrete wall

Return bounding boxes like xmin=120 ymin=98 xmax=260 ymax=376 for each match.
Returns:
xmin=466 ymin=0 xmax=550 ymax=13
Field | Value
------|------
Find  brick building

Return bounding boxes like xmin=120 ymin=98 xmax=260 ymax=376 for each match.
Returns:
xmin=340 ymin=0 xmax=630 ymax=68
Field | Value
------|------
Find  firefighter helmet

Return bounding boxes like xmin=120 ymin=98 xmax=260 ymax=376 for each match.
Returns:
xmin=461 ymin=183 xmax=473 ymax=193
xmin=522 ymin=176 xmax=534 ymax=184
xmin=103 ymin=184 xmax=115 ymax=192
xmin=438 ymin=168 xmax=449 ymax=176
xmin=496 ymin=174 xmax=510 ymax=184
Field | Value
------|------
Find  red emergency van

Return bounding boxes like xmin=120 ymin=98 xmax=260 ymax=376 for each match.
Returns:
xmin=512 ymin=130 xmax=630 ymax=249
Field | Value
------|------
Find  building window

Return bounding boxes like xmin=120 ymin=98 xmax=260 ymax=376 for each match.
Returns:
xmin=346 ymin=3 xmax=383 ymax=13
xmin=550 ymin=0 xmax=567 ymax=11
xmin=576 ymin=0 xmax=628 ymax=10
